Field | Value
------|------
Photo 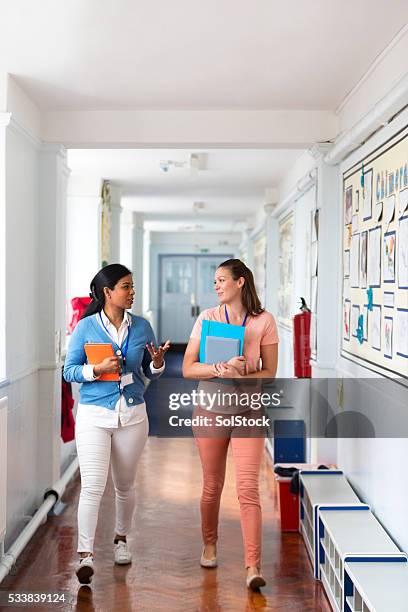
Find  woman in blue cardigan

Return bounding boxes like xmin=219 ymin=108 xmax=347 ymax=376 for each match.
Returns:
xmin=64 ymin=264 xmax=170 ymax=584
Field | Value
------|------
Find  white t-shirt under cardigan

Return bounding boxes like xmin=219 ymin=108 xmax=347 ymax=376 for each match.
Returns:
xmin=76 ymin=310 xmax=165 ymax=428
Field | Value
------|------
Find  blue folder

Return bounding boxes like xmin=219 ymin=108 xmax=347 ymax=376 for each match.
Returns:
xmin=199 ymin=320 xmax=245 ymax=363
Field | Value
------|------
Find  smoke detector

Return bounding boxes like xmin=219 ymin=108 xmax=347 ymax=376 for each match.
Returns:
xmin=193 ymin=201 xmax=205 ymax=213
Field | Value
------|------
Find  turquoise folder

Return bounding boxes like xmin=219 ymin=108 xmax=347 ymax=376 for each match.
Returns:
xmin=199 ymin=320 xmax=245 ymax=363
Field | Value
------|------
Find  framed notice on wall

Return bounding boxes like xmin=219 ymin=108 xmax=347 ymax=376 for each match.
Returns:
xmin=341 ymin=125 xmax=408 ymax=379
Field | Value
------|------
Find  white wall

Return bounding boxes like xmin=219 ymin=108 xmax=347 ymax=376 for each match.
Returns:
xmin=0 ymin=83 xmax=70 ymax=549
xmin=337 ymin=26 xmax=408 ymax=133
xmin=42 ymin=109 xmax=338 ymax=148
xmin=66 ymin=174 xmax=102 ymax=303
xmin=2 ymin=119 xmax=42 ymax=547
xmin=272 ymin=151 xmax=317 ymax=379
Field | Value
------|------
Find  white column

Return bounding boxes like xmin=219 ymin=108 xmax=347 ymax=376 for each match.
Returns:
xmin=308 ymin=143 xmax=339 ymax=466
xmin=37 ymin=144 xmax=70 ymax=489
xmin=109 ymin=184 xmax=122 ymax=263
xmin=66 ymin=175 xmax=102 ymax=302
xmin=143 ymin=228 xmax=151 ymax=315
xmin=120 ymin=208 xmax=134 ymax=270
xmin=0 ymin=113 xmax=9 ymax=381
xmin=131 ymin=213 xmax=144 ymax=315
xmin=309 ymin=143 xmax=340 ymax=377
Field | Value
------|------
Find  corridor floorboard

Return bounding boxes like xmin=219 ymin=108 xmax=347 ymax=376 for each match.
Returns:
xmin=0 ymin=439 xmax=331 ymax=612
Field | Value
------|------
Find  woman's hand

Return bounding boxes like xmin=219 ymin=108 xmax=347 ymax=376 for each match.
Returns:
xmin=213 ymin=361 xmax=242 ymax=378
xmin=146 ymin=340 xmax=171 ymax=368
xmin=227 ymin=356 xmax=246 ymax=377
xmin=93 ymin=356 xmax=121 ymax=377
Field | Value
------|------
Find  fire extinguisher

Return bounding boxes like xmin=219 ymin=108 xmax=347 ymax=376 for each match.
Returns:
xmin=293 ymin=297 xmax=312 ymax=378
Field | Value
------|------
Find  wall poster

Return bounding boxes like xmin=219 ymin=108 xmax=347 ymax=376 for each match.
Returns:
xmin=341 ymin=126 xmax=408 ymax=379
xmin=278 ymin=212 xmax=294 ymax=329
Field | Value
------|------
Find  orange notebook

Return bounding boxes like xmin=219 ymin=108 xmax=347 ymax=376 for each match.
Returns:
xmin=84 ymin=343 xmax=119 ymax=381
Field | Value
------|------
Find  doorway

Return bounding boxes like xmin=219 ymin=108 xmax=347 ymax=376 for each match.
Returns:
xmin=159 ymin=254 xmax=233 ymax=343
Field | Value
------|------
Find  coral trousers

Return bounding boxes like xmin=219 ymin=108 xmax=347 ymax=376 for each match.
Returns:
xmin=194 ymin=422 xmax=264 ymax=568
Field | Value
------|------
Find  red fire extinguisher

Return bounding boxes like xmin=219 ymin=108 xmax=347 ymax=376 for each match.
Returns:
xmin=293 ymin=297 xmax=312 ymax=378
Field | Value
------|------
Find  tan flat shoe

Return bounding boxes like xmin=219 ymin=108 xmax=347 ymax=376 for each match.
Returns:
xmin=200 ymin=547 xmax=217 ymax=568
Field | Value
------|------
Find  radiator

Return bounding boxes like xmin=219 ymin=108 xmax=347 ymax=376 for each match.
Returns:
xmin=0 ymin=397 xmax=7 ymax=543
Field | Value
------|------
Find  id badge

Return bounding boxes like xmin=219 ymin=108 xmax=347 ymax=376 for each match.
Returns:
xmin=120 ymin=373 xmax=133 ymax=389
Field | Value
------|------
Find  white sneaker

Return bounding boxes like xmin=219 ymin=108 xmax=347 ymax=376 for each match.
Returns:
xmin=76 ymin=555 xmax=94 ymax=584
xmin=114 ymin=540 xmax=132 ymax=565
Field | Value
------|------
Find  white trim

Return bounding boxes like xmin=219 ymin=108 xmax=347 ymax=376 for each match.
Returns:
xmin=7 ymin=116 xmax=42 ymax=150
xmin=273 ymin=169 xmax=317 ymax=219
xmin=6 ymin=362 xmax=60 ymax=386
xmin=336 ymin=24 xmax=408 ymax=115
xmin=326 ymin=72 xmax=408 ymax=165
xmin=0 ymin=113 xmax=11 ymax=128
xmin=339 ymin=106 xmax=408 ymax=173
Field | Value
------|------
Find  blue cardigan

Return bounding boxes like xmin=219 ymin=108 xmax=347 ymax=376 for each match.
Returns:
xmin=63 ymin=313 xmax=162 ymax=409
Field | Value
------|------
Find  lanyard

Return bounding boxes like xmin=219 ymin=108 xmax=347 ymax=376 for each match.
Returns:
xmin=224 ymin=305 xmax=248 ymax=327
xmin=99 ymin=312 xmax=131 ymax=366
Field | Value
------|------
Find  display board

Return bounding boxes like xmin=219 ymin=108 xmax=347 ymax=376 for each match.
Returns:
xmin=341 ymin=126 xmax=408 ymax=379
xmin=278 ymin=212 xmax=294 ymax=329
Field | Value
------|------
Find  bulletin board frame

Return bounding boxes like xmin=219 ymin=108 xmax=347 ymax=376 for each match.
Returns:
xmin=341 ymin=123 xmax=408 ymax=381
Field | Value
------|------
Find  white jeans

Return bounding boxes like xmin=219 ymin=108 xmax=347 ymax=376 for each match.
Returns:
xmin=75 ymin=416 xmax=149 ymax=553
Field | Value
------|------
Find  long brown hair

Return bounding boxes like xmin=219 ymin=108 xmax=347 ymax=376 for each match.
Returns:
xmin=218 ymin=258 xmax=264 ymax=316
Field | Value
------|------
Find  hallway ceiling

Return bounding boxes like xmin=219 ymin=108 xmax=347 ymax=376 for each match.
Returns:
xmin=67 ymin=148 xmax=303 ymax=231
xmin=2 ymin=1 xmax=408 ymax=111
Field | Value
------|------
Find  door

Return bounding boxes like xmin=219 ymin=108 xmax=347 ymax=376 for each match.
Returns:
xmin=160 ymin=256 xmax=196 ymax=343
xmin=159 ymin=255 xmax=232 ymax=343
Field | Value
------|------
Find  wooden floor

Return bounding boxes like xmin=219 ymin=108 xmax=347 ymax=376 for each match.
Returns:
xmin=0 ymin=439 xmax=331 ymax=612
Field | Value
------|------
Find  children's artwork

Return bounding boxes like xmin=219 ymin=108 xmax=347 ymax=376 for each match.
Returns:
xmin=398 ymin=217 xmax=408 ymax=288
xmin=360 ymin=231 xmax=367 ymax=288
xmin=369 ymin=305 xmax=381 ymax=351
xmin=368 ymin=226 xmax=381 ymax=288
xmin=383 ymin=291 xmax=395 ymax=308
xmin=356 ymin=314 xmax=364 ymax=344
xmin=384 ymin=194 xmax=395 ymax=225
xmin=395 ymin=309 xmax=408 ymax=358
xmin=388 ymin=171 xmax=395 ymax=195
xmin=311 ymin=276 xmax=318 ymax=313
xmin=383 ymin=231 xmax=396 ymax=283
xmin=345 ymin=186 xmax=353 ymax=225
xmin=363 ymin=169 xmax=373 ymax=220
xmin=344 ymin=249 xmax=350 ymax=278
xmin=311 ymin=242 xmax=318 ymax=277
xmin=311 ymin=209 xmax=319 ymax=242
xmin=363 ymin=306 xmax=368 ymax=340
xmin=367 ymin=286 xmax=374 ymax=311
xmin=375 ymin=201 xmax=383 ymax=222
xmin=342 ymin=130 xmax=408 ymax=379
xmin=350 ymin=234 xmax=360 ymax=288
xmin=376 ymin=173 xmax=381 ymax=201
xmin=384 ymin=317 xmax=393 ymax=359
xmin=400 ymin=189 xmax=408 ymax=217
xmin=351 ymin=305 xmax=360 ymax=338
xmin=343 ymin=277 xmax=350 ymax=300
xmin=343 ymin=300 xmax=351 ymax=341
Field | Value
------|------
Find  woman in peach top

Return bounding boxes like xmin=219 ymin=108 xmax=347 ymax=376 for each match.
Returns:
xmin=182 ymin=259 xmax=279 ymax=590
